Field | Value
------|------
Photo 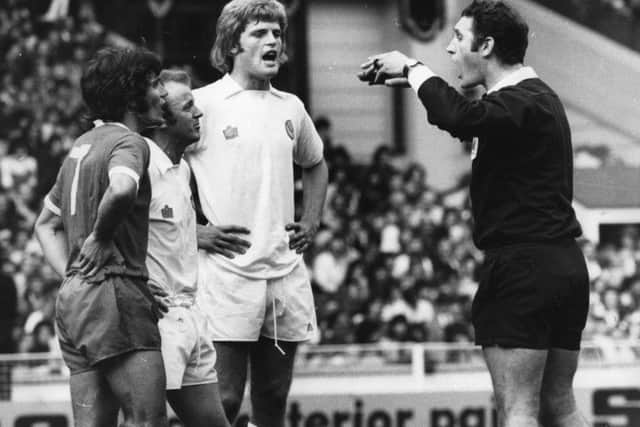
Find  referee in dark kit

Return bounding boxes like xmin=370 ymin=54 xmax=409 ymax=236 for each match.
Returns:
xmin=359 ymin=1 xmax=589 ymax=426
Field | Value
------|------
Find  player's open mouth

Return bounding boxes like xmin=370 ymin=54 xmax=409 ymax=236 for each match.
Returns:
xmin=262 ymin=51 xmax=278 ymax=62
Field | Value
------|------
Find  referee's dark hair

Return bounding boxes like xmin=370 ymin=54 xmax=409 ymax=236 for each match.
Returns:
xmin=81 ymin=47 xmax=162 ymax=122
xmin=462 ymin=0 xmax=529 ymax=65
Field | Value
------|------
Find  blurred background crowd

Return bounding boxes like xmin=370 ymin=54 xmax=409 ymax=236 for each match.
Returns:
xmin=302 ymin=121 xmax=640 ymax=350
xmin=1 ymin=0 xmax=639 ymax=361
xmin=0 ymin=0 xmax=107 ymax=356
xmin=534 ymin=0 xmax=640 ymax=50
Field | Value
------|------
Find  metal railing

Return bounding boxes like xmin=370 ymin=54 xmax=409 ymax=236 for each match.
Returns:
xmin=295 ymin=340 xmax=640 ymax=376
xmin=0 ymin=340 xmax=638 ymax=400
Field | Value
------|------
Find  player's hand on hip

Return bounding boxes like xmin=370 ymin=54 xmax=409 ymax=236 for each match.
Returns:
xmin=197 ymin=224 xmax=251 ymax=258
xmin=77 ymin=232 xmax=123 ymax=279
xmin=285 ymin=219 xmax=319 ymax=254
xmin=147 ymin=280 xmax=170 ymax=318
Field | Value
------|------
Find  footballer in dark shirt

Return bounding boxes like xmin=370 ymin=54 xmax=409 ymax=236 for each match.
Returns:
xmin=35 ymin=47 xmax=170 ymax=427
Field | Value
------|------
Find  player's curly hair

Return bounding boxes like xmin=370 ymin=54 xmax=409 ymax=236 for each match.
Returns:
xmin=211 ymin=0 xmax=288 ymax=74
xmin=462 ymin=0 xmax=529 ymax=65
xmin=81 ymin=47 xmax=162 ymax=122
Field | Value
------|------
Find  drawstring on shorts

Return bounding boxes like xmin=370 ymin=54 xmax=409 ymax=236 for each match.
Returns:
xmin=272 ymin=298 xmax=286 ymax=356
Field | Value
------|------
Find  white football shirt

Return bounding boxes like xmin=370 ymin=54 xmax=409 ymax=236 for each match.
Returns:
xmin=145 ymin=138 xmax=198 ymax=301
xmin=186 ymin=75 xmax=323 ymax=279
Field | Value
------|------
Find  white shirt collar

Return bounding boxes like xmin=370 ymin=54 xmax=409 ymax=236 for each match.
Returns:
xmin=486 ymin=66 xmax=538 ymax=94
xmin=93 ymin=119 xmax=131 ymax=131
xmin=145 ymin=137 xmax=181 ymax=175
xmin=219 ymin=74 xmax=283 ymax=99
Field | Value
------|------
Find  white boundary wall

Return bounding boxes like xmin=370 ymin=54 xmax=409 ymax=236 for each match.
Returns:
xmin=1 ymin=342 xmax=639 ymax=426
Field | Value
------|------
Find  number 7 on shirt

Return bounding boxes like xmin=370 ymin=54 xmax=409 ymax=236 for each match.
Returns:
xmin=68 ymin=144 xmax=91 ymax=216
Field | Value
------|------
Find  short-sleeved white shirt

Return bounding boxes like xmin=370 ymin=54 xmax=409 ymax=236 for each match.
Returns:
xmin=145 ymin=138 xmax=198 ymax=300
xmin=186 ymin=74 xmax=323 ymax=280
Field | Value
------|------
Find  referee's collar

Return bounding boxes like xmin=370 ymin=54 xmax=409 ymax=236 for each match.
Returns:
xmin=219 ymin=74 xmax=284 ymax=99
xmin=486 ymin=66 xmax=538 ymax=95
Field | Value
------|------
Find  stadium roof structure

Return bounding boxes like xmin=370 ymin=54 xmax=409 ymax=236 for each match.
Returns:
xmin=574 ymin=166 xmax=640 ymax=208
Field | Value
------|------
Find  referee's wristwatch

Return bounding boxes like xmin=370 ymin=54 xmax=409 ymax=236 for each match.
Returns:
xmin=403 ymin=58 xmax=423 ymax=78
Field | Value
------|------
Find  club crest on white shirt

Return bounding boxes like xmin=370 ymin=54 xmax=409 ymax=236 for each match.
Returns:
xmin=285 ymin=120 xmax=295 ymax=140
xmin=471 ymin=137 xmax=478 ymax=160
xmin=161 ymin=205 xmax=174 ymax=219
xmin=223 ymin=125 xmax=238 ymax=140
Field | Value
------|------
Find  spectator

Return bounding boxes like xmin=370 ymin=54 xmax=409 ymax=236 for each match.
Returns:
xmin=0 ymin=238 xmax=18 ymax=353
xmin=580 ymin=239 xmax=602 ymax=282
xmin=312 ymin=236 xmax=358 ymax=294
xmin=314 ymin=115 xmax=335 ymax=163
xmin=27 ymin=320 xmax=55 ymax=353
xmin=381 ymin=287 xmax=435 ymax=326
xmin=22 ymin=278 xmax=54 ymax=332
xmin=359 ymin=145 xmax=396 ymax=214
xmin=383 ymin=314 xmax=410 ymax=343
xmin=0 ymin=138 xmax=37 ymax=191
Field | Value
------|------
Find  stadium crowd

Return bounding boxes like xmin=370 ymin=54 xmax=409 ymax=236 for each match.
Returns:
xmin=304 ymin=122 xmax=640 ymax=350
xmin=533 ymin=0 xmax=640 ymax=51
xmin=536 ymin=0 xmax=640 ymax=20
xmin=0 ymin=0 xmax=105 ymax=355
xmin=0 ymin=1 xmax=639 ymax=361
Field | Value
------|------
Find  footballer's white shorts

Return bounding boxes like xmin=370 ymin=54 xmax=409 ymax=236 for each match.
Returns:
xmin=158 ymin=304 xmax=218 ymax=390
xmin=197 ymin=255 xmax=317 ymax=342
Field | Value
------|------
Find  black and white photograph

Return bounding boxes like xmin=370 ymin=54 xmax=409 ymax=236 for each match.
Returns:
xmin=0 ymin=0 xmax=639 ymax=426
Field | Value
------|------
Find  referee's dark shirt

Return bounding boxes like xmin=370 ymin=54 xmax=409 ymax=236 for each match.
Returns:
xmin=416 ymin=76 xmax=582 ymax=250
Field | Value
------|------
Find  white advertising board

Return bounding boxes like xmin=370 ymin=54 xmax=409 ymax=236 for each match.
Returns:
xmin=1 ymin=365 xmax=639 ymax=427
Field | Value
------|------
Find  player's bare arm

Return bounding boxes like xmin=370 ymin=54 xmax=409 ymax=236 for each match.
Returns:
xmin=196 ymin=224 xmax=251 ymax=258
xmin=34 ymin=207 xmax=68 ymax=278
xmin=286 ymin=158 xmax=328 ymax=254
xmin=77 ymin=172 xmax=136 ymax=277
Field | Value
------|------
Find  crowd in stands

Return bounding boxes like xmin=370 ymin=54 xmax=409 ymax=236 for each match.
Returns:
xmin=303 ymin=119 xmax=640 ymax=351
xmin=0 ymin=0 xmax=105 ymax=355
xmin=536 ymin=0 xmax=640 ymax=20
xmin=590 ymin=0 xmax=640 ymax=16
xmin=533 ymin=0 xmax=640 ymax=51
xmin=0 ymin=1 xmax=638 ymax=365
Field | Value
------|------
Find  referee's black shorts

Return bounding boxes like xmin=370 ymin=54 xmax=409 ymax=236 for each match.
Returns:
xmin=472 ymin=239 xmax=589 ymax=350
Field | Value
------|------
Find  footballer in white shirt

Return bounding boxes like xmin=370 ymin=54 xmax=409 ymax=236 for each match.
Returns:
xmin=147 ymin=69 xmax=230 ymax=427
xmin=185 ymin=1 xmax=328 ymax=426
